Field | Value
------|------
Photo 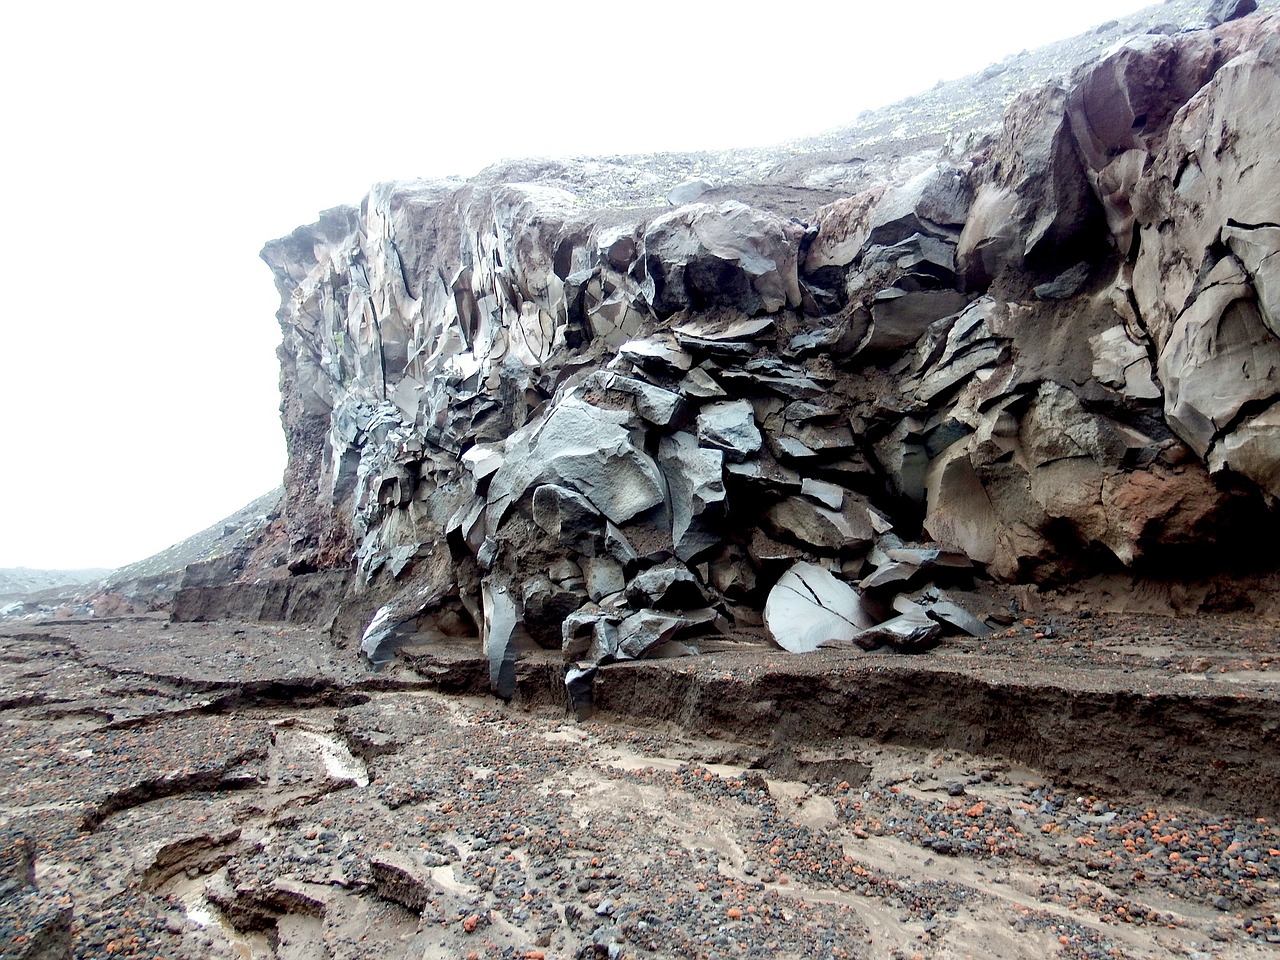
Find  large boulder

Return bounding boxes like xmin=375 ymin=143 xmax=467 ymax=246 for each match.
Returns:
xmin=764 ymin=562 xmax=875 ymax=653
xmin=639 ymin=202 xmax=806 ymax=317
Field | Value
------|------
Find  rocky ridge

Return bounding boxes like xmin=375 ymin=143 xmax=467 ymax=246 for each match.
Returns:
xmin=237 ymin=4 xmax=1280 ymax=697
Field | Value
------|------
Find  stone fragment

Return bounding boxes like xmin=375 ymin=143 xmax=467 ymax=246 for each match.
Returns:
xmin=1033 ymin=262 xmax=1091 ymax=300
xmin=923 ymin=447 xmax=1001 ymax=567
xmin=725 ymin=457 xmax=803 ymax=495
xmin=619 ymin=337 xmax=694 ymax=374
xmin=1131 ymin=39 xmax=1280 ymax=350
xmin=370 ymin=852 xmax=434 ymax=911
xmin=804 ymin=163 xmax=970 ymax=272
xmin=696 ymin=400 xmax=762 ymax=462
xmin=673 ymin=314 xmax=775 ymax=357
xmin=765 ymin=495 xmax=874 ymax=555
xmin=658 ymin=431 xmax=726 ymax=561
xmin=461 ymin=443 xmax=504 ymax=483
xmin=720 ymin=357 xmax=830 ymax=401
xmin=617 ymin=609 xmax=708 ymax=660
xmin=482 ymin=578 xmax=522 ymax=699
xmin=1208 ymin=404 xmax=1280 ymax=500
xmin=360 ymin=605 xmax=412 ymax=666
xmin=824 ymin=606 xmax=942 ymax=653
xmin=957 ymin=82 xmax=1107 ymax=285
xmin=864 ymin=289 xmax=970 ymax=353
xmin=532 ymin=483 xmax=602 ymax=551
xmin=1223 ymin=222 xmax=1280 ymax=337
xmin=582 ymin=556 xmax=626 ymax=601
xmin=679 ymin=366 xmax=727 ymax=399
xmin=626 ymin=563 xmax=707 ymax=610
xmin=1158 ymin=257 xmax=1280 ymax=457
xmin=548 ymin=558 xmax=583 ymax=584
xmin=860 ymin=562 xmax=920 ymax=590
xmin=800 ymin=478 xmax=845 ymax=510
xmin=562 ymin=607 xmax=622 ymax=662
xmin=893 ymin=590 xmax=990 ymax=637
xmin=668 ymin=178 xmax=715 ymax=205
xmin=640 ymin=201 xmax=805 ymax=316
xmin=764 ymin=562 xmax=875 ymax=653
xmin=1206 ymin=0 xmax=1257 ymax=26
xmin=883 ymin=545 xmax=972 ymax=571
xmin=747 ymin=528 xmax=805 ymax=565
xmin=709 ymin=545 xmax=757 ymax=598
xmin=487 ymin=396 xmax=666 ymax=529
xmin=601 ymin=374 xmax=687 ymax=427
xmin=522 ymin=575 xmax=582 ymax=650
xmin=1090 ymin=325 xmax=1160 ymax=400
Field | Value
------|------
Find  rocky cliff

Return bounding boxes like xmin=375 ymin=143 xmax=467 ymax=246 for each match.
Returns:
xmin=246 ymin=5 xmax=1280 ymax=694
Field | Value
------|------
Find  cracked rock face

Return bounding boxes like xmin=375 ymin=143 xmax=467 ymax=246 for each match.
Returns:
xmin=246 ymin=10 xmax=1280 ymax=688
xmin=764 ymin=561 xmax=875 ymax=653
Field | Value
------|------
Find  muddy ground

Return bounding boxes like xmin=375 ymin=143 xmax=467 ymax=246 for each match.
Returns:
xmin=1 ymin=614 xmax=1278 ymax=960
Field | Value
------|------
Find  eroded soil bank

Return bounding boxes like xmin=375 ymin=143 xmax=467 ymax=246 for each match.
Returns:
xmin=1 ymin=615 xmax=1277 ymax=960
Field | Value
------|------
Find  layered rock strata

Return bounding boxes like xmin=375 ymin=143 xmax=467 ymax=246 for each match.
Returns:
xmin=257 ymin=11 xmax=1280 ymax=691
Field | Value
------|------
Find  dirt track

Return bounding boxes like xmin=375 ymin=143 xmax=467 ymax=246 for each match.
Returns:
xmin=1 ymin=615 xmax=1277 ymax=959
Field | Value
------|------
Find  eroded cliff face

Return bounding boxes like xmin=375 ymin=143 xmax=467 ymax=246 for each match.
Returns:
xmin=258 ymin=12 xmax=1280 ymax=689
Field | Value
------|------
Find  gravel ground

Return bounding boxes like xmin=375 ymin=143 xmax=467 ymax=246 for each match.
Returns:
xmin=0 ymin=615 xmax=1277 ymax=960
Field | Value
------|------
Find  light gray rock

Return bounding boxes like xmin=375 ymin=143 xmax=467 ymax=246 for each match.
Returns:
xmin=1090 ymin=325 xmax=1160 ymax=400
xmin=800 ymin=478 xmax=845 ymax=510
xmin=583 ymin=556 xmax=626 ymax=601
xmin=533 ymin=483 xmax=602 ymax=550
xmin=679 ymin=366 xmax=727 ymax=399
xmin=658 ymin=431 xmax=726 ymax=561
xmin=925 ymin=599 xmax=990 ymax=638
xmin=1223 ymin=222 xmax=1280 ymax=338
xmin=487 ymin=396 xmax=667 ymax=530
xmin=617 ymin=609 xmax=706 ymax=660
xmin=482 ymin=578 xmax=522 ymax=699
xmin=824 ymin=606 xmax=943 ymax=653
xmin=765 ymin=495 xmax=875 ymax=555
xmin=805 ymin=162 xmax=970 ymax=273
xmin=1159 ymin=257 xmax=1280 ymax=458
xmin=697 ymin=400 xmax=762 ymax=462
xmin=667 ymin=178 xmax=715 ymax=205
xmin=673 ymin=315 xmax=775 ymax=357
xmin=626 ymin=563 xmax=707 ymax=610
xmin=1206 ymin=0 xmax=1258 ymax=26
xmin=600 ymin=373 xmax=687 ymax=427
xmin=764 ymin=562 xmax=875 ymax=653
xmin=640 ymin=201 xmax=806 ymax=317
xmin=561 ymin=607 xmax=622 ymax=662
xmin=1208 ymin=403 xmax=1280 ymax=500
xmin=619 ymin=337 xmax=694 ymax=374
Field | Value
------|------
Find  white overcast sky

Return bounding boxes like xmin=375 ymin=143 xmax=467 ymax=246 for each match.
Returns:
xmin=1 ymin=0 xmax=1154 ymax=570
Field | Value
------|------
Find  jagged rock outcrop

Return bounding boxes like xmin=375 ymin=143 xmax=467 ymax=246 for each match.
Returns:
xmin=253 ymin=9 xmax=1280 ymax=693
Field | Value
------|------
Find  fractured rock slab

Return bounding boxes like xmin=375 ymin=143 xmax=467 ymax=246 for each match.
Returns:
xmin=764 ymin=562 xmax=875 ymax=653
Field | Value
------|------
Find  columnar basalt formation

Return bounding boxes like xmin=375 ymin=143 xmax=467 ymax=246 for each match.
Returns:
xmin=256 ymin=11 xmax=1280 ymax=691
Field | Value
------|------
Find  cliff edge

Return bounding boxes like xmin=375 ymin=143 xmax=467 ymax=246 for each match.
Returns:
xmin=199 ymin=3 xmax=1280 ymax=693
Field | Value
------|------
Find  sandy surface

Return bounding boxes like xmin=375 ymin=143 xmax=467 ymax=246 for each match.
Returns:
xmin=0 ymin=615 xmax=1277 ymax=959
